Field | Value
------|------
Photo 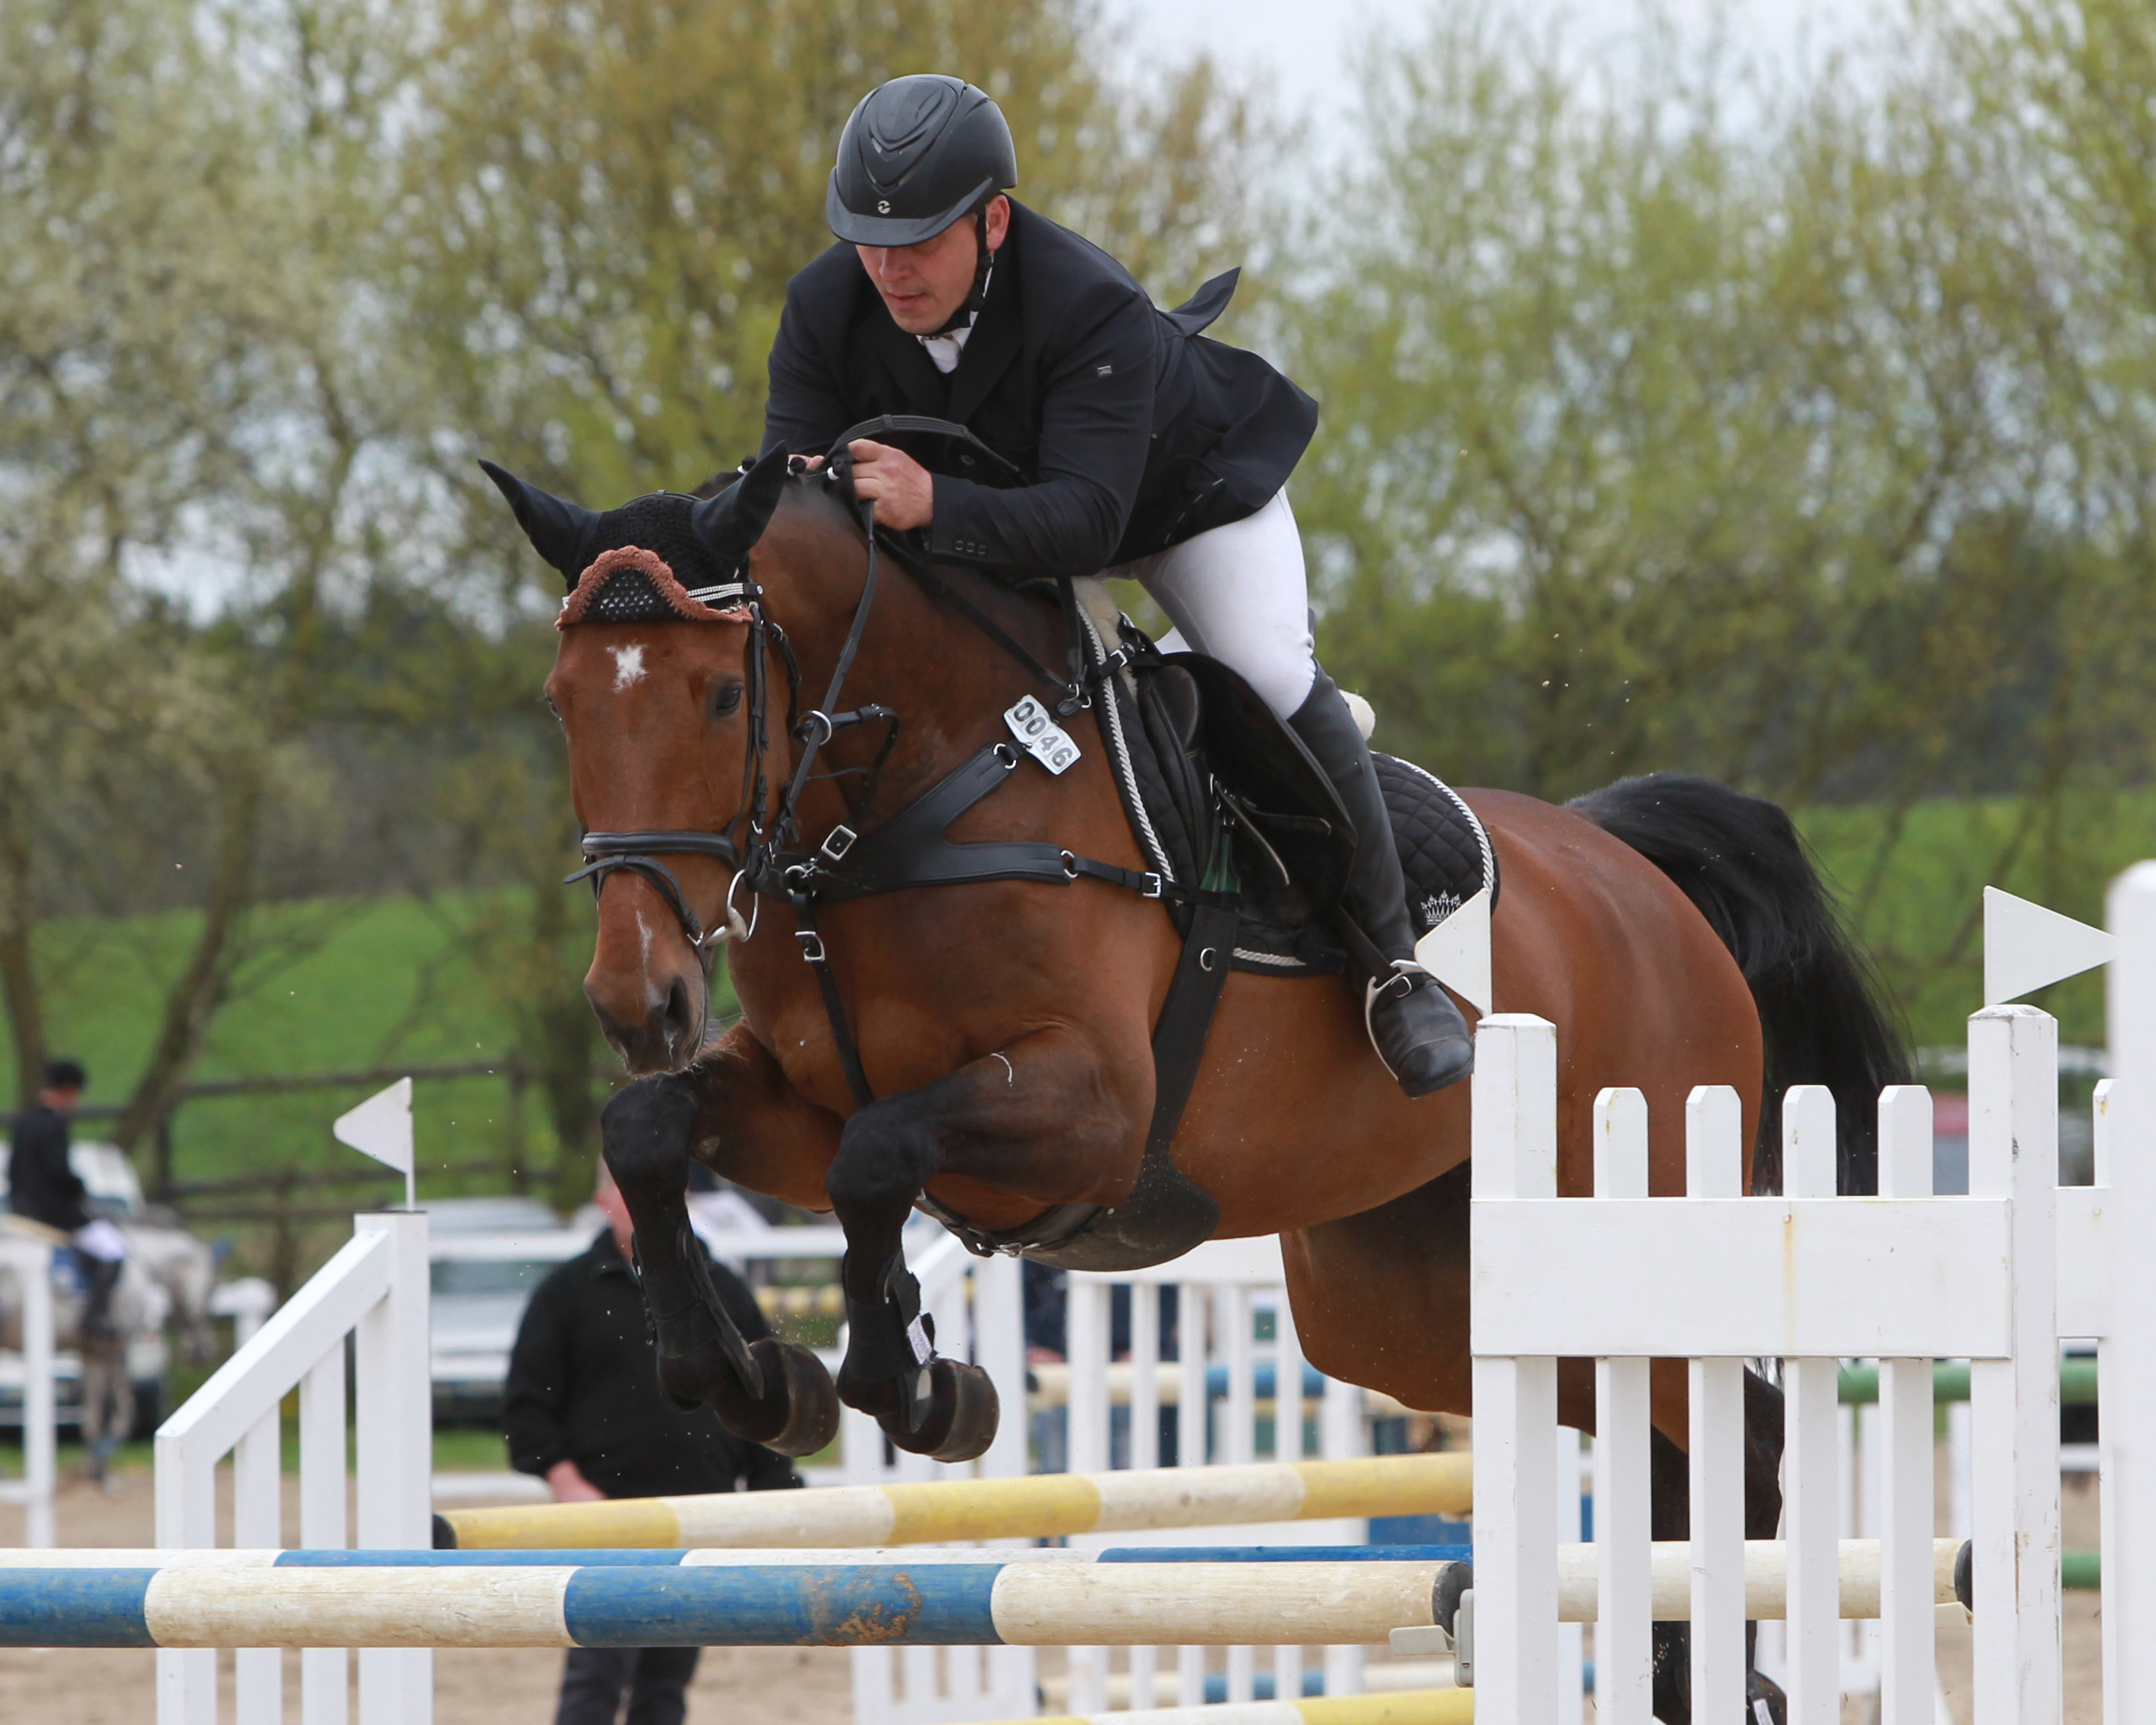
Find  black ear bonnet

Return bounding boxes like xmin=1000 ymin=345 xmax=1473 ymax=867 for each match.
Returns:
xmin=479 ymin=447 xmax=792 ymax=625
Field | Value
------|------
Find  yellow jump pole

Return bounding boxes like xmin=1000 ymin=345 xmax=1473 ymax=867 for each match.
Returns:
xmin=434 ymin=1453 xmax=1473 ymax=1551
xmin=1021 ymin=1692 xmax=1474 ymax=1725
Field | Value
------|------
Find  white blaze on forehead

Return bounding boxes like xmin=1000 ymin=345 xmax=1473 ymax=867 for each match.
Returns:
xmin=608 ymin=643 xmax=648 ymax=690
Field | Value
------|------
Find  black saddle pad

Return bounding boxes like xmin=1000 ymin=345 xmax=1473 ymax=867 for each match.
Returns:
xmin=1093 ymin=626 xmax=1496 ymax=976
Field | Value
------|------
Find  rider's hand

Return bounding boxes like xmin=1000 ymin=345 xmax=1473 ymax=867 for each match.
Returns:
xmin=846 ymin=439 xmax=935 ymax=530
xmin=546 ymin=1458 xmax=605 ymax=1502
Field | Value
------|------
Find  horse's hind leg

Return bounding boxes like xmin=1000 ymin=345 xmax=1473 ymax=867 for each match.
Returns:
xmin=601 ymin=1073 xmax=840 ymax=1458
xmin=1642 ymin=1369 xmax=1788 ymax=1725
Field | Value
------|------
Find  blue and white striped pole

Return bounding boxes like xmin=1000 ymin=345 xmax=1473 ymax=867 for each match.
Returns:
xmin=0 ymin=1560 xmax=1452 ymax=1650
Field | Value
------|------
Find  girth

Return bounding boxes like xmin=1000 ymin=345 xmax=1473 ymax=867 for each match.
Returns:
xmin=800 ymin=742 xmax=1179 ymax=906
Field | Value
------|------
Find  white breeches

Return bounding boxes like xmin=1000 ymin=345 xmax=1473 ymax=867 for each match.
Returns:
xmin=1111 ymin=488 xmax=1316 ymax=720
xmin=73 ymin=1218 xmax=128 ymax=1264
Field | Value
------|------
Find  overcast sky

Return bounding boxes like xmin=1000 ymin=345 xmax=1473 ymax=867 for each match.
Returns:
xmin=1104 ymin=0 xmax=1886 ymax=142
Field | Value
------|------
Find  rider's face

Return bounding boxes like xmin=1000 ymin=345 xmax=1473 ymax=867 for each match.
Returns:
xmin=856 ymin=196 xmax=1009 ymax=335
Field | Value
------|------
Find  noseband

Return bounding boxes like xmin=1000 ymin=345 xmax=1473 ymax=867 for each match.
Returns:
xmin=564 ymin=830 xmax=742 ymax=950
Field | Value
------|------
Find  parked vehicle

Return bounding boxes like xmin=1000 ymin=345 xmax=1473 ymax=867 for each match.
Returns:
xmin=428 ymin=1209 xmax=590 ymax=1422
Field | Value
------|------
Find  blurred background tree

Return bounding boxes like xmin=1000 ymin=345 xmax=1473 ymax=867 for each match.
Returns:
xmin=7 ymin=0 xmax=2156 ymax=1276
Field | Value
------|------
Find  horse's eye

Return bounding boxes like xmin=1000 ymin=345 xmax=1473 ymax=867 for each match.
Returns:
xmin=544 ymin=696 xmax=563 ymax=724
xmin=711 ymin=682 xmax=744 ymax=719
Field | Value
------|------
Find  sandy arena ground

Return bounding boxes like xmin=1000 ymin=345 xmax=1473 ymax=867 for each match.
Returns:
xmin=0 ymin=1458 xmax=2107 ymax=1722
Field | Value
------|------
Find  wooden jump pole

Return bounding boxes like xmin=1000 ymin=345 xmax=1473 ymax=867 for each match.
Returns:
xmin=0 ymin=1541 xmax=1969 ymax=1649
xmin=431 ymin=1453 xmax=1475 ymax=1551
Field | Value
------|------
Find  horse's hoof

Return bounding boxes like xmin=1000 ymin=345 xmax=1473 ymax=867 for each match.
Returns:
xmin=1746 ymin=1673 xmax=1787 ymax=1725
xmin=885 ymin=1359 xmax=1001 ymax=1463
xmin=731 ymin=1338 xmax=841 ymax=1458
xmin=656 ymin=1336 xmax=755 ymax=1414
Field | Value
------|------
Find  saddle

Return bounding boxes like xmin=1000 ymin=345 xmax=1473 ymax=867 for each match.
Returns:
xmin=916 ymin=580 xmax=1497 ymax=1273
xmin=1080 ymin=585 xmax=1497 ymax=979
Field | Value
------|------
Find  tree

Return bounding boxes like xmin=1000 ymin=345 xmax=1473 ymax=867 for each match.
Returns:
xmin=1295 ymin=8 xmax=2116 ymax=784
xmin=0 ymin=0 xmax=414 ymax=1140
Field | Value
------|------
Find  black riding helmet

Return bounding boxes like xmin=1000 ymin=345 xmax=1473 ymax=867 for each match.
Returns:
xmin=826 ymin=75 xmax=1018 ymax=248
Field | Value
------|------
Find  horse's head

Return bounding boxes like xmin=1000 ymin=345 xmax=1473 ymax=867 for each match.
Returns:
xmin=486 ymin=449 xmax=793 ymax=1073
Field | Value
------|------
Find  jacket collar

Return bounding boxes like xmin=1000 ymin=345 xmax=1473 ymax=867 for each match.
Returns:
xmin=945 ymin=207 xmax=1024 ymax=424
xmin=587 ymin=1228 xmax=632 ymax=1276
xmin=857 ymin=284 xmax=952 ymax=410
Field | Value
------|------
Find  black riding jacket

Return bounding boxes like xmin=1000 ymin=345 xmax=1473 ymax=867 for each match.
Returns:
xmin=7 ymin=1105 xmax=89 ymax=1234
xmin=761 ymin=200 xmax=1318 ymax=575
xmin=502 ymin=1230 xmax=800 ymax=1500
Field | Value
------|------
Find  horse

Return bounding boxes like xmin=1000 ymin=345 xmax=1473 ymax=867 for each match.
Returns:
xmin=0 ymin=1218 xmax=217 ymax=1481
xmin=488 ymin=447 xmax=1905 ymax=1723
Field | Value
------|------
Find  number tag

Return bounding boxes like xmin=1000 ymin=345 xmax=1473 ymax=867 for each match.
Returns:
xmin=1003 ymin=695 xmax=1081 ymax=775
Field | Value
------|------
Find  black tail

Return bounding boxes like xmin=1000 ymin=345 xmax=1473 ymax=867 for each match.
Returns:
xmin=1567 ymin=773 xmax=1909 ymax=1195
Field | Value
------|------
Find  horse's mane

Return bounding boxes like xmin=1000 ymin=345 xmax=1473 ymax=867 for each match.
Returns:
xmin=691 ymin=463 xmax=861 ymax=539
xmin=686 ymin=459 xmax=1065 ymax=652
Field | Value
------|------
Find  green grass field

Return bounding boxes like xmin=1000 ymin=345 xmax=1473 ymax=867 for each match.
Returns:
xmin=16 ymin=893 xmax=534 ymax=1178
xmin=3 ymin=786 xmax=2148 ymax=1284
xmin=1803 ymin=787 xmax=2154 ymax=1052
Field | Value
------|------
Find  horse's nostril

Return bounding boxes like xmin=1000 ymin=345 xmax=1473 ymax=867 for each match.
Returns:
xmin=664 ymin=976 xmax=697 ymax=1051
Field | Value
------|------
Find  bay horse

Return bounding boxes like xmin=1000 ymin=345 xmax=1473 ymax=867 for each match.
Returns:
xmin=488 ymin=447 xmax=1903 ymax=1722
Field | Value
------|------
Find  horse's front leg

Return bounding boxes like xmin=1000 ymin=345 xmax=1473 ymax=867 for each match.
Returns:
xmin=827 ymin=1027 xmax=1144 ymax=1463
xmin=601 ymin=1025 xmax=845 ymax=1458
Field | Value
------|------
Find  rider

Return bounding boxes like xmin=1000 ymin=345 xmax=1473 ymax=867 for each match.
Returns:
xmin=7 ymin=1059 xmax=126 ymax=1338
xmin=763 ymin=74 xmax=1472 ymax=1097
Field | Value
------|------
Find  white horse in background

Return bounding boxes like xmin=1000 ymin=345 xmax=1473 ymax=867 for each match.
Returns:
xmin=0 ymin=1216 xmax=219 ymax=1481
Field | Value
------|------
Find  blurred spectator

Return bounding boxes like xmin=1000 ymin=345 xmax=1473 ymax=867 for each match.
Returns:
xmin=506 ymin=1163 xmax=800 ymax=1725
xmin=7 ymin=1059 xmax=126 ymax=1338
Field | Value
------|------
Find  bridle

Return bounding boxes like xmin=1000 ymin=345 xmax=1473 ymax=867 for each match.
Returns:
xmin=564 ymin=416 xmax=1232 ymax=1109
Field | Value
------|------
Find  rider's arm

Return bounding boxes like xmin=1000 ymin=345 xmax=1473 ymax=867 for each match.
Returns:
xmin=762 ymin=283 xmax=853 ymax=459
xmin=924 ymin=279 xmax=1158 ymax=576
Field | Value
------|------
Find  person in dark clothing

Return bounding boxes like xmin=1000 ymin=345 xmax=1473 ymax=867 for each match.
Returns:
xmin=505 ymin=1164 xmax=800 ymax=1725
xmin=9 ymin=1059 xmax=91 ymax=1235
xmin=762 ymin=73 xmax=1472 ymax=1099
xmin=8 ymin=1059 xmax=125 ymax=1340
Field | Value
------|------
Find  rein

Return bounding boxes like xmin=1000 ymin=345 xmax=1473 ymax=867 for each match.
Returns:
xmin=567 ymin=417 xmax=1234 ymax=1117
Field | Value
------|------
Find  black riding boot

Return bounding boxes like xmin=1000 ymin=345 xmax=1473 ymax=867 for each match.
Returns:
xmin=1287 ymin=671 xmax=1474 ymax=1098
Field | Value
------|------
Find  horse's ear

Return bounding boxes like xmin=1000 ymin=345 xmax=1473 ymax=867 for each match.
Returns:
xmin=689 ymin=446 xmax=791 ymax=565
xmin=479 ymin=461 xmax=601 ymax=585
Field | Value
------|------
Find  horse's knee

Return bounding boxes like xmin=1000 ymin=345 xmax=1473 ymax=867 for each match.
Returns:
xmin=827 ymin=1110 xmax=937 ymax=1217
xmin=601 ymin=1076 xmax=699 ymax=1193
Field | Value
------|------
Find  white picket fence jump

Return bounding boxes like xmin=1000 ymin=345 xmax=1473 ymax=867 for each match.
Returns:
xmin=840 ymin=1232 xmax=1391 ymax=1724
xmin=1466 ymin=859 xmax=2156 ymax=1724
xmin=1056 ymin=1239 xmax=1377 ymax=1717
xmin=155 ymin=1211 xmax=431 ymax=1725
xmin=0 ymin=1238 xmax=55 ymax=1548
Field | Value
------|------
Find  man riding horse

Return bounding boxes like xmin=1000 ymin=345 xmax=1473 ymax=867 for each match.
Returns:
xmin=764 ymin=73 xmax=1472 ymax=1099
xmin=482 ymin=77 xmax=1910 ymax=1719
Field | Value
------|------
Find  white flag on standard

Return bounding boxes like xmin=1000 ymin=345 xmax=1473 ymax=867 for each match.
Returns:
xmin=1984 ymin=885 xmax=2114 ymax=1006
xmin=1415 ymin=883 xmax=1493 ymax=1017
xmin=333 ymin=1077 xmax=415 ymax=1209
